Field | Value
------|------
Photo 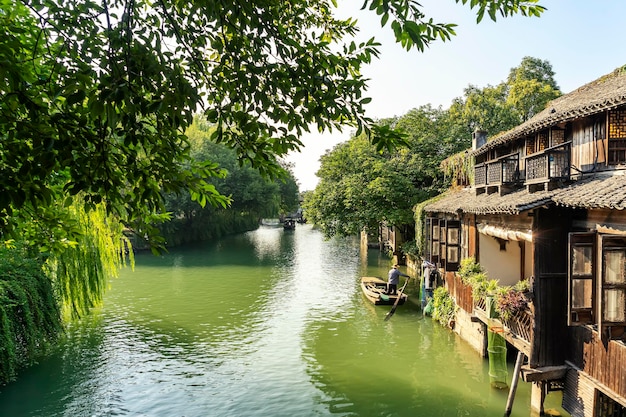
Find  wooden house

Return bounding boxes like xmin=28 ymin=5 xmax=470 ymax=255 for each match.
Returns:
xmin=423 ymin=67 xmax=626 ymax=416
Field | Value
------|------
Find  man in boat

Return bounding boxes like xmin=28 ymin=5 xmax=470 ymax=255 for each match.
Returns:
xmin=387 ymin=264 xmax=410 ymax=295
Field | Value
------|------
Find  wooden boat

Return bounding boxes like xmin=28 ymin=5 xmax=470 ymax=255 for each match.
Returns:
xmin=360 ymin=276 xmax=408 ymax=306
xmin=283 ymin=217 xmax=296 ymax=230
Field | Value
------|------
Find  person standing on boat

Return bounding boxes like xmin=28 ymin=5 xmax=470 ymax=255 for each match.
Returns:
xmin=387 ymin=264 xmax=409 ymax=295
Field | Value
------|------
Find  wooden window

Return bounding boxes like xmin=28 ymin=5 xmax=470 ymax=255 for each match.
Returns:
xmin=525 ymin=137 xmax=535 ymax=155
xmin=538 ymin=131 xmax=549 ymax=151
xmin=600 ymin=236 xmax=626 ymax=326
xmin=568 ymin=232 xmax=626 ymax=338
xmin=608 ymin=109 xmax=626 ymax=165
xmin=445 ymin=220 xmax=461 ymax=272
xmin=551 ymin=127 xmax=565 ymax=146
xmin=568 ymin=232 xmax=595 ymax=325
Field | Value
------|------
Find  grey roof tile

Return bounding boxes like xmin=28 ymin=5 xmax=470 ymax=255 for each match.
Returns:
xmin=425 ymin=174 xmax=626 ymax=214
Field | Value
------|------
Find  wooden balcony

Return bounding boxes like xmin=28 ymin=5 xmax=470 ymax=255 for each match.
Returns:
xmin=474 ymin=152 xmax=521 ymax=195
xmin=525 ymin=142 xmax=571 ymax=191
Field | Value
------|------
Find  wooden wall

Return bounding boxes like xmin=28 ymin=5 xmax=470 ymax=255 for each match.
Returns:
xmin=531 ymin=206 xmax=571 ymax=367
xmin=568 ymin=326 xmax=626 ymax=404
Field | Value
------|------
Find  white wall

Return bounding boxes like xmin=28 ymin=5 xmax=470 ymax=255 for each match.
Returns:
xmin=478 ymin=233 xmax=525 ymax=286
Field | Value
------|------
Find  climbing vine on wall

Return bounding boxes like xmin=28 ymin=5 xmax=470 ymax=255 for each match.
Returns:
xmin=440 ymin=150 xmax=474 ymax=187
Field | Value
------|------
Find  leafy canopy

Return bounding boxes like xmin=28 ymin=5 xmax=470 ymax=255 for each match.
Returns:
xmin=304 ymin=107 xmax=449 ymax=238
xmin=306 ymin=56 xmax=559 ymax=238
xmin=1 ymin=0 xmax=545 ymax=245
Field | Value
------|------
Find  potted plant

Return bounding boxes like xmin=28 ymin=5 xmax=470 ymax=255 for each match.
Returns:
xmin=495 ymin=286 xmax=528 ymax=321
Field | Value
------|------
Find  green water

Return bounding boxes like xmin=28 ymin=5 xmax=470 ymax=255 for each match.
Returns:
xmin=0 ymin=225 xmax=568 ymax=416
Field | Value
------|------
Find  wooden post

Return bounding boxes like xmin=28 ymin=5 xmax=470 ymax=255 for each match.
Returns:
xmin=504 ymin=351 xmax=525 ymax=416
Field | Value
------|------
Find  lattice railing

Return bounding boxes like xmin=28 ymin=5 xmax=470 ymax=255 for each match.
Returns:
xmin=501 ymin=307 xmax=533 ymax=344
xmin=474 ymin=163 xmax=487 ymax=186
xmin=525 ymin=142 xmax=571 ymax=182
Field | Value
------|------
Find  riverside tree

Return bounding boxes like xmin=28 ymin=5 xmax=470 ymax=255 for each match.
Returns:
xmin=305 ymin=57 xmax=560 ymax=239
xmin=303 ymin=106 xmax=448 ymax=238
xmin=1 ymin=0 xmax=545 ymax=248
xmin=160 ymin=117 xmax=301 ymax=245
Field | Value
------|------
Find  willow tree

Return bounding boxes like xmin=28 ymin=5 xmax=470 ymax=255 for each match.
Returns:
xmin=0 ymin=199 xmax=131 ymax=384
xmin=43 ymin=201 xmax=133 ymax=320
xmin=0 ymin=244 xmax=61 ymax=384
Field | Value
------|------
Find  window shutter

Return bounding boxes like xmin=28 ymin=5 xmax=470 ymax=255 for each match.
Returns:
xmin=439 ymin=219 xmax=447 ymax=269
xmin=429 ymin=218 xmax=439 ymax=264
xmin=568 ymin=232 xmax=596 ymax=326
xmin=445 ymin=220 xmax=461 ymax=272
xmin=598 ymin=234 xmax=626 ymax=341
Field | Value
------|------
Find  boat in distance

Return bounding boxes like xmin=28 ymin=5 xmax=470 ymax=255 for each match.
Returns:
xmin=360 ymin=276 xmax=408 ymax=306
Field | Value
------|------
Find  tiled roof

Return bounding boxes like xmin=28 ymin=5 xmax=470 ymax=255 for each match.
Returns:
xmin=425 ymin=174 xmax=626 ymax=215
xmin=471 ymin=66 xmax=626 ymax=156
xmin=424 ymin=187 xmax=555 ymax=215
xmin=552 ymin=174 xmax=626 ymax=210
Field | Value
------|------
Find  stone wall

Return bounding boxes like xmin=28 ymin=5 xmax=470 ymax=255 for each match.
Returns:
xmin=453 ymin=304 xmax=488 ymax=357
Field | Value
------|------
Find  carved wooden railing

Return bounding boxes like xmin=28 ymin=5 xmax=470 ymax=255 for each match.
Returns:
xmin=501 ymin=306 xmax=533 ymax=344
xmin=525 ymin=141 xmax=571 ymax=183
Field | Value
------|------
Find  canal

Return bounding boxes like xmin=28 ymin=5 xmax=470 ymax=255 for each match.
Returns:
xmin=0 ymin=224 xmax=569 ymax=416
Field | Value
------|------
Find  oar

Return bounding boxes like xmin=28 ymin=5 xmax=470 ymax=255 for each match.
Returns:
xmin=384 ymin=276 xmax=411 ymax=321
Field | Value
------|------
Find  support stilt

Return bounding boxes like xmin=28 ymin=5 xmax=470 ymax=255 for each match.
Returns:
xmin=504 ymin=351 xmax=525 ymax=416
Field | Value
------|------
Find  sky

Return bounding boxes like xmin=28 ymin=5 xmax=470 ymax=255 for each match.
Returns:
xmin=286 ymin=0 xmax=626 ymax=191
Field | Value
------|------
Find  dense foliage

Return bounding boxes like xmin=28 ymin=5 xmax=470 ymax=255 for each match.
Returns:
xmin=305 ymin=57 xmax=560 ymax=240
xmin=431 ymin=286 xmax=456 ymax=327
xmin=303 ymin=105 xmax=454 ymax=238
xmin=159 ymin=118 xmax=300 ymax=246
xmin=0 ymin=245 xmax=61 ymax=384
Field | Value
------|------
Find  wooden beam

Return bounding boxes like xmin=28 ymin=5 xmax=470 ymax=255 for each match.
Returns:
xmin=521 ymin=365 xmax=569 ymax=382
xmin=472 ymin=310 xmax=531 ymax=356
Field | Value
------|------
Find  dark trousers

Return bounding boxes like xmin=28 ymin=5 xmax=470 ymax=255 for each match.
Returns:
xmin=387 ymin=283 xmax=397 ymax=295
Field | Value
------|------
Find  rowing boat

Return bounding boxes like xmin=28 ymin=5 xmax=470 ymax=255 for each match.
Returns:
xmin=360 ymin=276 xmax=408 ymax=306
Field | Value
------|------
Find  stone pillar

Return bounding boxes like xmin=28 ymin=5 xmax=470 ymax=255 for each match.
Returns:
xmin=530 ymin=381 xmax=546 ymax=415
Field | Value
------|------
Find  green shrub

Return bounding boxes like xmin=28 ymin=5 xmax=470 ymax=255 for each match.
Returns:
xmin=458 ymin=257 xmax=499 ymax=300
xmin=432 ymin=287 xmax=456 ymax=327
